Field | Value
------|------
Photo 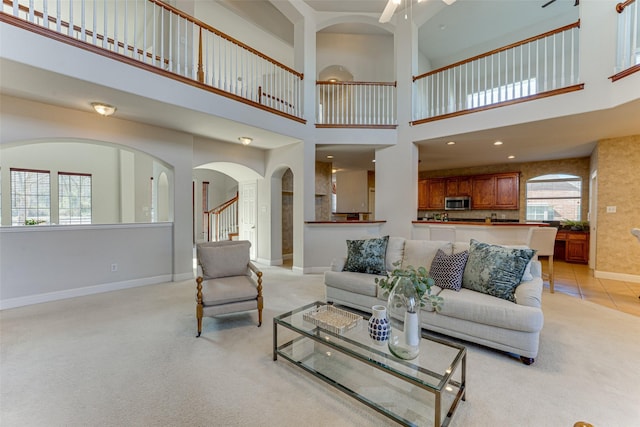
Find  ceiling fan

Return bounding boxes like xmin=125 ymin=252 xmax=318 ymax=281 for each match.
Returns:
xmin=379 ymin=0 xmax=457 ymax=24
xmin=542 ymin=0 xmax=579 ymax=8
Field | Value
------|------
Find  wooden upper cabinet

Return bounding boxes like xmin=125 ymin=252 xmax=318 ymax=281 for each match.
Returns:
xmin=471 ymin=175 xmax=496 ymax=209
xmin=494 ymin=173 xmax=519 ymax=209
xmin=428 ymin=179 xmax=446 ymax=209
xmin=418 ymin=178 xmax=445 ymax=209
xmin=445 ymin=177 xmax=472 ymax=197
xmin=418 ymin=179 xmax=428 ymax=209
xmin=471 ymin=172 xmax=519 ymax=210
xmin=421 ymin=172 xmax=519 ymax=210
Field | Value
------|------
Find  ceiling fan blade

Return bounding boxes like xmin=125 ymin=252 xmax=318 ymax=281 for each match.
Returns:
xmin=379 ymin=0 xmax=399 ymax=23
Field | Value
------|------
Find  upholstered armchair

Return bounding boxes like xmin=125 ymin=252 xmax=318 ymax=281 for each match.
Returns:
xmin=195 ymin=240 xmax=263 ymax=337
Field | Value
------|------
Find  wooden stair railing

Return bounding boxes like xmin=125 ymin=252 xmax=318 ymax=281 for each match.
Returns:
xmin=204 ymin=192 xmax=238 ymax=241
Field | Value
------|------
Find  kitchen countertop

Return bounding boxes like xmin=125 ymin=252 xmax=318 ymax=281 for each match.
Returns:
xmin=413 ymin=220 xmax=549 ymax=227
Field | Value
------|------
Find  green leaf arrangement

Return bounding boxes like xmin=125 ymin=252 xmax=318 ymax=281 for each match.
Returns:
xmin=375 ymin=261 xmax=444 ymax=312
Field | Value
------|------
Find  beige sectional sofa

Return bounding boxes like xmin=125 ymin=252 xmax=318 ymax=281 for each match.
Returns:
xmin=324 ymin=237 xmax=544 ymax=365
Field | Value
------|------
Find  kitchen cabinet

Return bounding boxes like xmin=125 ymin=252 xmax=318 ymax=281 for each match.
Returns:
xmin=471 ymin=172 xmax=519 ymax=210
xmin=494 ymin=173 xmax=519 ymax=209
xmin=471 ymin=175 xmax=496 ymax=209
xmin=554 ymin=231 xmax=589 ymax=264
xmin=418 ymin=178 xmax=445 ymax=210
xmin=420 ymin=172 xmax=519 ymax=211
xmin=445 ymin=177 xmax=472 ymax=197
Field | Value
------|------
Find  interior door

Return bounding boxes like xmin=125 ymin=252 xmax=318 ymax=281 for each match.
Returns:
xmin=239 ymin=181 xmax=257 ymax=260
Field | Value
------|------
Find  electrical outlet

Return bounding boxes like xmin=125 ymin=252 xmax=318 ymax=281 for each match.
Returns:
xmin=606 ymin=206 xmax=616 ymax=213
xmin=111 ymin=263 xmax=118 ymax=272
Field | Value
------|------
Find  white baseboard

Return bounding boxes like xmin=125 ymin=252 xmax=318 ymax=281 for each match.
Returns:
xmin=594 ymin=270 xmax=640 ymax=283
xmin=173 ymin=272 xmax=195 ymax=281
xmin=0 ymin=275 xmax=173 ymax=310
xmin=256 ymin=257 xmax=283 ymax=266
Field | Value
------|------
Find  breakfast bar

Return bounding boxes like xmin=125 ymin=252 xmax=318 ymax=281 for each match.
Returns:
xmin=412 ymin=220 xmax=548 ymax=245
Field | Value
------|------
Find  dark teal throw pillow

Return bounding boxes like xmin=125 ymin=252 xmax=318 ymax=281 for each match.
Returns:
xmin=343 ymin=236 xmax=389 ymax=275
xmin=462 ymin=239 xmax=536 ymax=302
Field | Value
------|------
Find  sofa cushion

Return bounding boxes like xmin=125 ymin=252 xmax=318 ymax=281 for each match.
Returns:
xmin=401 ymin=240 xmax=451 ymax=270
xmin=429 ymin=249 xmax=469 ymax=291
xmin=437 ymin=288 xmax=544 ymax=332
xmin=462 ymin=239 xmax=536 ymax=302
xmin=343 ymin=236 xmax=389 ymax=275
xmin=198 ymin=242 xmax=250 ymax=279
xmin=385 ymin=237 xmax=406 ymax=271
xmin=324 ymin=271 xmax=379 ymax=297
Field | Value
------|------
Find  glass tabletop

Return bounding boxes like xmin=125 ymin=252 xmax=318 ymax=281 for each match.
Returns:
xmin=274 ymin=301 xmax=466 ymax=393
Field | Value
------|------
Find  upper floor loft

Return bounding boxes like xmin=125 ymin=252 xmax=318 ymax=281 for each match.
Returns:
xmin=1 ymin=0 xmax=639 ymax=171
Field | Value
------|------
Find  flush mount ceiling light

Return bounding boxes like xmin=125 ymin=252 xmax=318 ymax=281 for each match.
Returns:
xmin=91 ymin=102 xmax=116 ymax=117
xmin=238 ymin=136 xmax=253 ymax=146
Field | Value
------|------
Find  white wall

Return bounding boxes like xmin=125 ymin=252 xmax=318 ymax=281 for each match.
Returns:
xmin=316 ymin=32 xmax=395 ymax=81
xmin=0 ymin=96 xmax=194 ymax=293
xmin=0 ymin=223 xmax=172 ymax=309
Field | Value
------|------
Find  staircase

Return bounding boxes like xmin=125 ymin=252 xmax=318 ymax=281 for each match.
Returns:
xmin=205 ymin=193 xmax=238 ymax=241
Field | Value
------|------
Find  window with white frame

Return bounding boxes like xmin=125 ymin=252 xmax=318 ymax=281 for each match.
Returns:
xmin=467 ymin=78 xmax=537 ymax=109
xmin=526 ymin=174 xmax=581 ymax=221
xmin=58 ymin=172 xmax=92 ymax=224
xmin=11 ymin=168 xmax=51 ymax=225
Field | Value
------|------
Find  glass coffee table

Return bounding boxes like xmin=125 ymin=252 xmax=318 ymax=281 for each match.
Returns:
xmin=273 ymin=301 xmax=466 ymax=427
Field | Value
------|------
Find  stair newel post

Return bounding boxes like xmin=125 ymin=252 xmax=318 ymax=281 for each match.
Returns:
xmin=197 ymin=27 xmax=204 ymax=83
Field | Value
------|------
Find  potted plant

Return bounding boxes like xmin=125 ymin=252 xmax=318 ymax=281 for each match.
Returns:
xmin=375 ymin=262 xmax=443 ymax=311
xmin=560 ymin=219 xmax=589 ymax=231
xmin=375 ymin=262 xmax=443 ymax=360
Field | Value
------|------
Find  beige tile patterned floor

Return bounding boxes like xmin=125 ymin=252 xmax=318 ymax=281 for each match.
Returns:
xmin=544 ymin=259 xmax=640 ymax=317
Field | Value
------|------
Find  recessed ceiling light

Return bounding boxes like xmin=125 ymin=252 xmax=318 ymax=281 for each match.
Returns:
xmin=447 ymin=141 xmax=456 ymax=145
xmin=238 ymin=136 xmax=253 ymax=145
xmin=494 ymin=141 xmax=503 ymax=146
xmin=331 ymin=169 xmax=337 ymax=174
xmin=372 ymin=159 xmax=376 ymax=163
xmin=327 ymin=155 xmax=334 ymax=159
xmin=508 ymin=155 xmax=515 ymax=159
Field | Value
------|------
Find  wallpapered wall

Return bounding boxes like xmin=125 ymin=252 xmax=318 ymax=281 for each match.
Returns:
xmin=595 ymin=135 xmax=640 ymax=275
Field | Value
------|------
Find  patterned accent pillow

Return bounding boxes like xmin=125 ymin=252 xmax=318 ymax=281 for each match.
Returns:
xmin=343 ymin=236 xmax=389 ymax=275
xmin=462 ymin=239 xmax=536 ymax=302
xmin=429 ymin=249 xmax=469 ymax=291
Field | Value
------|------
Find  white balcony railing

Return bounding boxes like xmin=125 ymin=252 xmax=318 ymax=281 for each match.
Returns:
xmin=413 ymin=21 xmax=581 ymax=123
xmin=316 ymin=81 xmax=397 ymax=128
xmin=1 ymin=0 xmax=304 ymax=120
xmin=614 ymin=0 xmax=640 ymax=78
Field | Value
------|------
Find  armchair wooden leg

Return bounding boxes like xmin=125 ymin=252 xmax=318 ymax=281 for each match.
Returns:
xmin=196 ymin=277 xmax=204 ymax=337
xmin=256 ymin=272 xmax=263 ymax=327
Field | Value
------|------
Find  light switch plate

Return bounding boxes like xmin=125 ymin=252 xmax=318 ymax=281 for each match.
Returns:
xmin=606 ymin=206 xmax=616 ymax=213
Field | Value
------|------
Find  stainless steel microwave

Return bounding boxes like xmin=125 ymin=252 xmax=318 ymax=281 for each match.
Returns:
xmin=445 ymin=196 xmax=471 ymax=210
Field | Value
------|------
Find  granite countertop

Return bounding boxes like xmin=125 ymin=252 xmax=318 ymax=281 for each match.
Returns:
xmin=413 ymin=220 xmax=549 ymax=227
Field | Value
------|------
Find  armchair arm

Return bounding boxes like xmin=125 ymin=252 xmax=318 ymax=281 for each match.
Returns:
xmin=248 ymin=261 xmax=263 ymax=326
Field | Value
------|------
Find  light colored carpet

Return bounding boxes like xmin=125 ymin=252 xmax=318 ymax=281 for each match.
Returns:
xmin=1 ymin=265 xmax=639 ymax=427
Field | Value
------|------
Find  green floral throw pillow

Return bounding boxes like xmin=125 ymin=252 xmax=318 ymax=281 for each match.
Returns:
xmin=343 ymin=236 xmax=389 ymax=275
xmin=462 ymin=239 xmax=536 ymax=302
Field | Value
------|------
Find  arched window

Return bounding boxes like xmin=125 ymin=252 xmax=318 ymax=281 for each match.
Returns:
xmin=526 ymin=174 xmax=581 ymax=221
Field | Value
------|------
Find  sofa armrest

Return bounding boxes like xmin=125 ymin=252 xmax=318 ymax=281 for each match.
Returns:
xmin=331 ymin=257 xmax=346 ymax=272
xmin=515 ymin=271 xmax=543 ymax=309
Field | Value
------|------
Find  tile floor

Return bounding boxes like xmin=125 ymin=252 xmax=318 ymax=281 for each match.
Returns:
xmin=545 ymin=259 xmax=640 ymax=317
